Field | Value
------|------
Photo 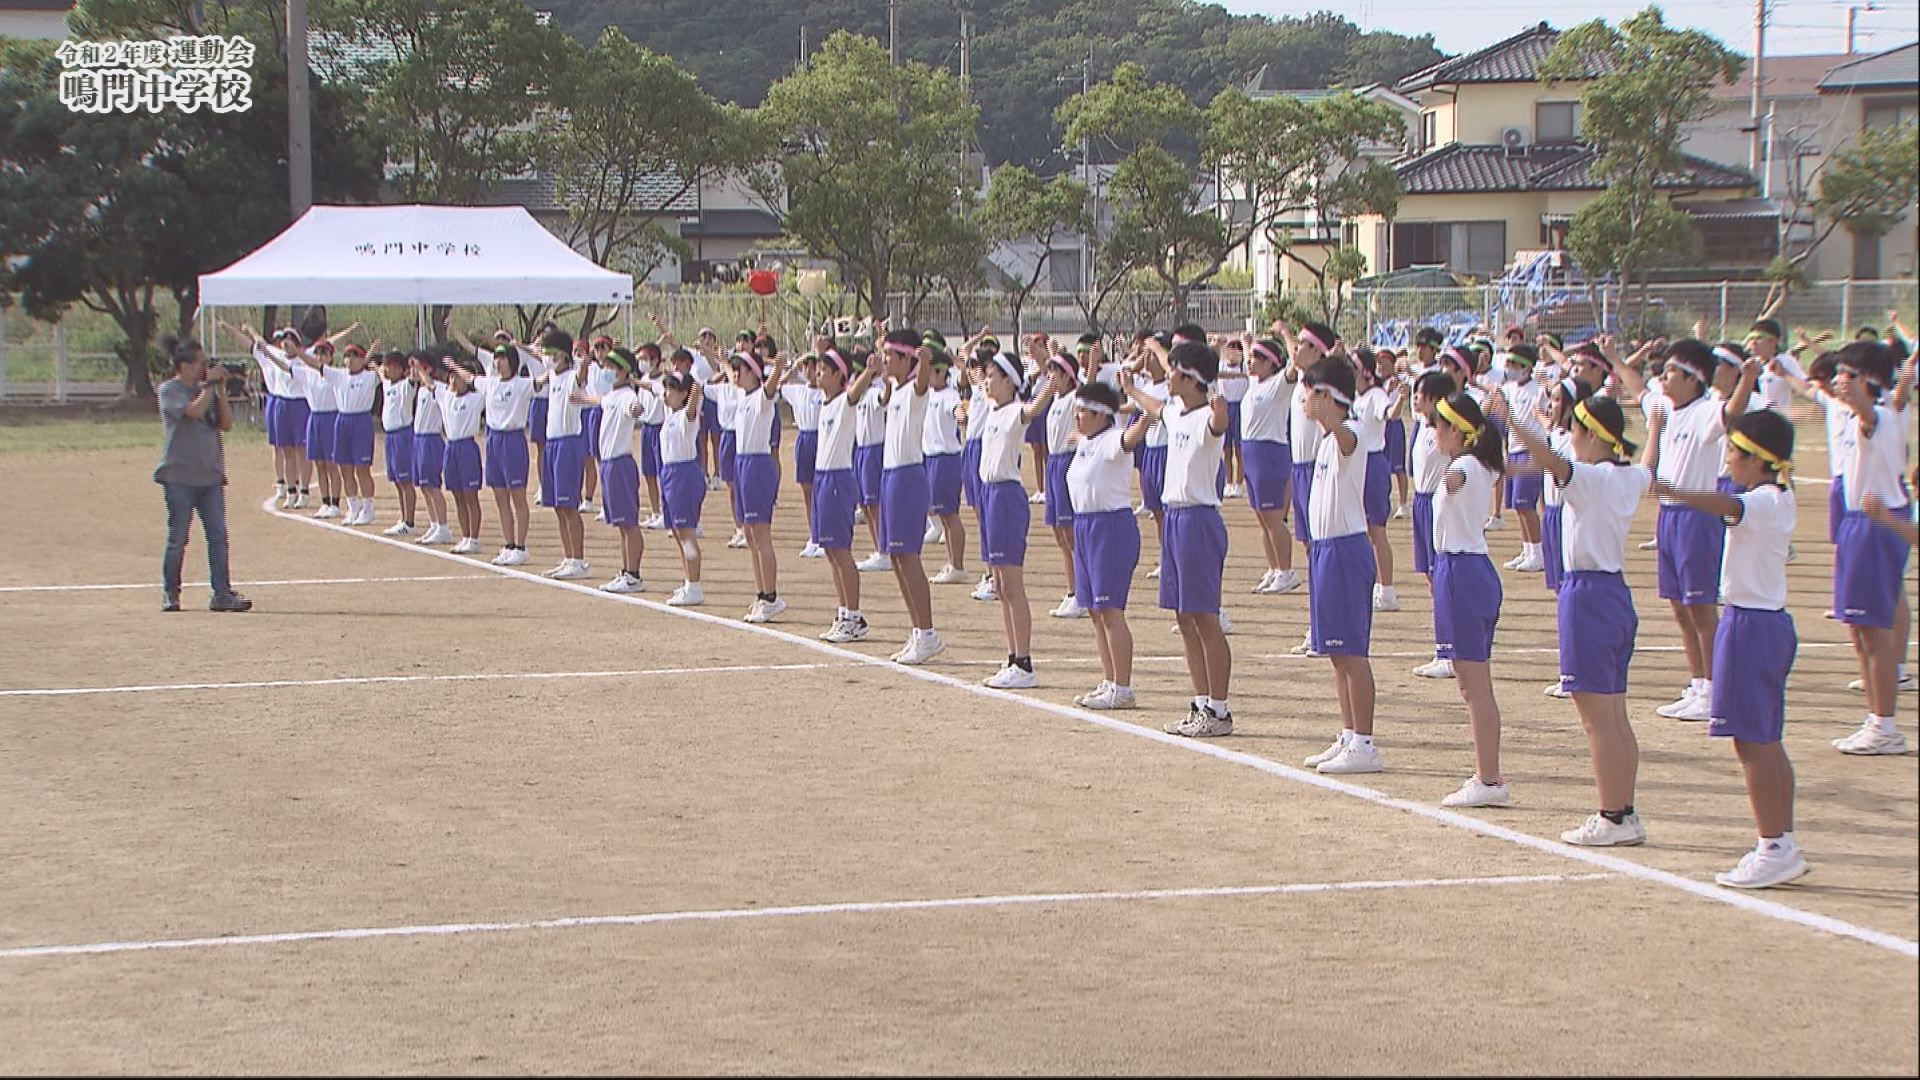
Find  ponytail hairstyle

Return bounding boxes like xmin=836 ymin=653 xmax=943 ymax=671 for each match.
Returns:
xmin=1434 ymin=391 xmax=1505 ymax=474
xmin=1727 ymin=408 xmax=1794 ymax=488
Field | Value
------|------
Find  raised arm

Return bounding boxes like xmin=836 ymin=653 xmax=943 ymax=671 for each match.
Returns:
xmin=1486 ymin=387 xmax=1570 ymax=486
xmin=1020 ymin=371 xmax=1061 ymax=424
xmin=1722 ymin=357 xmax=1762 ymax=423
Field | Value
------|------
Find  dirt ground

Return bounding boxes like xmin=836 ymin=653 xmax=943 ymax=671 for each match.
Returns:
xmin=0 ymin=433 xmax=1914 ymax=1075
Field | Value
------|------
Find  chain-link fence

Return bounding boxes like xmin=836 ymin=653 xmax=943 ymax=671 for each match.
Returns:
xmin=4 ymin=279 xmax=1914 ymax=404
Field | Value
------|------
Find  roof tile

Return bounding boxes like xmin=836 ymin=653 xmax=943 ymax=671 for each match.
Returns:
xmin=1396 ymin=144 xmax=1752 ymax=194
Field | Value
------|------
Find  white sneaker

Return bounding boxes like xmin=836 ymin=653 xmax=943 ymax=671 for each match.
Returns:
xmin=694 ymin=526 xmax=706 ymax=539
xmin=314 ymin=504 xmax=341 ymax=519
xmin=1832 ymin=721 xmax=1909 ymax=755
xmin=1654 ymin=686 xmax=1700 ymax=719
xmin=1371 ymin=584 xmax=1400 ymax=612
xmin=799 ymin=541 xmax=826 ymax=559
xmin=706 ymin=474 xmax=724 ymax=491
xmin=491 ymin=547 xmax=515 ymax=566
xmin=417 ymin=524 xmax=453 ymax=545
xmin=502 ymin=548 xmax=529 ymax=567
xmin=578 ymin=498 xmax=596 ymax=514
xmin=1390 ymin=501 xmax=1406 ymax=520
xmin=1317 ymin=741 xmax=1384 ymax=774
xmin=1304 ymin=734 xmax=1347 ymax=767
xmin=290 ymin=492 xmax=310 ymax=510
xmin=1848 ymin=673 xmax=1919 ymax=693
xmin=1544 ymin=680 xmax=1572 ymax=699
xmin=1503 ymin=552 xmax=1527 ymax=570
xmin=1133 ymin=501 xmax=1151 ymax=518
xmin=970 ymin=576 xmax=998 ymax=602
xmin=1073 ymin=681 xmax=1112 ymax=706
xmin=1290 ymin=634 xmax=1323 ymax=658
xmin=1145 ymin=565 xmax=1161 ymax=579
xmin=1028 ymin=490 xmax=1047 ymax=504
xmin=1223 ymin=482 xmax=1244 ymax=499
xmin=1484 ymin=515 xmax=1507 ymax=531
xmin=742 ymin=597 xmax=786 ymax=623
xmin=549 ymin=559 xmax=590 ymax=580
xmin=666 ymin=582 xmax=705 ymax=606
xmin=894 ymin=630 xmax=946 ymax=665
xmin=1080 ymin=684 xmax=1137 ymax=711
xmin=856 ymin=552 xmax=893 ymax=572
xmin=1051 ymin=594 xmax=1088 ymax=619
xmin=1267 ymin=569 xmax=1302 ymax=594
xmin=1670 ymin=693 xmax=1711 ymax=722
xmin=821 ymin=616 xmax=870 ymax=643
xmin=984 ymin=663 xmax=1038 ymax=689
xmin=1412 ymin=658 xmax=1455 ymax=679
xmin=1560 ymin=812 xmax=1646 ymax=847
xmin=1514 ymin=551 xmax=1545 ymax=573
xmin=1637 ymin=537 xmax=1659 ymax=550
xmin=1169 ymin=705 xmax=1233 ymax=738
xmin=924 ymin=519 xmax=945 ymax=544
xmin=451 ymin=537 xmax=480 ymax=555
xmin=854 ymin=505 xmax=866 ymax=524
xmin=1219 ymin=611 xmax=1234 ymax=635
xmin=1252 ymin=569 xmax=1277 ymax=594
xmin=727 ymin=529 xmax=748 ymax=549
xmin=381 ymin=520 xmax=413 ymax=537
xmin=1441 ymin=777 xmax=1511 ymax=807
xmin=642 ymin=513 xmax=665 ymax=531
xmin=601 ymin=572 xmax=646 ymax=593
xmin=1715 ymin=843 xmax=1810 ymax=889
xmin=930 ymin=564 xmax=970 ymax=585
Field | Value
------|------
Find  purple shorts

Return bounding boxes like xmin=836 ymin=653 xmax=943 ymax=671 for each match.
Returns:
xmin=1541 ymin=503 xmax=1565 ymax=593
xmin=1827 ymin=476 xmax=1845 ymax=545
xmin=383 ymin=429 xmax=414 ymax=485
xmin=1291 ymin=460 xmax=1315 ymax=543
xmin=812 ymin=468 xmax=858 ymax=550
xmin=962 ymin=440 xmax=985 ymax=509
xmin=305 ymin=409 xmax=338 ymax=463
xmin=1243 ymin=439 xmax=1291 ymax=511
xmin=659 ymin=459 xmax=706 ymax=530
xmin=411 ymin=433 xmax=445 ymax=489
xmin=265 ymin=396 xmax=294 ymax=447
xmin=1224 ymin=402 xmax=1243 ymax=449
xmin=1137 ymin=446 xmax=1168 ymax=514
xmin=1309 ymin=533 xmax=1376 ymax=656
xmin=540 ymin=434 xmax=586 ymax=509
xmin=1834 ymin=511 xmax=1913 ymax=629
xmin=699 ymin=397 xmax=719 ymax=438
xmin=1557 ymin=571 xmax=1637 ymax=695
xmin=1024 ymin=412 xmax=1048 ymax=447
xmin=1159 ymin=505 xmax=1229 ymax=615
xmin=333 ymin=410 xmax=375 ymax=467
xmin=581 ymin=406 xmax=603 ymax=460
xmin=1433 ymin=552 xmax=1502 ymax=663
xmin=980 ymin=480 xmax=1030 ymax=567
xmin=927 ymin=452 xmax=963 ymax=516
xmin=1044 ymin=452 xmax=1075 ymax=528
xmin=283 ymin=397 xmax=311 ymax=450
xmin=599 ymin=455 xmax=641 ymax=528
xmin=639 ymin=423 xmax=663 ymax=478
xmin=854 ymin=444 xmax=884 ymax=506
xmin=1385 ymin=418 xmax=1408 ymax=476
xmin=1709 ymin=606 xmax=1796 ymax=744
xmin=1363 ymin=451 xmax=1391 ymax=527
xmin=880 ymin=463 xmax=930 ymax=554
xmin=1656 ymin=503 xmax=1725 ymax=606
xmin=717 ymin=430 xmax=737 ymax=485
xmin=529 ymin=397 xmax=549 ymax=446
xmin=443 ymin=437 xmax=482 ymax=493
xmin=1505 ymin=452 xmax=1542 ymax=510
xmin=1074 ymin=509 xmax=1141 ymax=610
xmin=794 ymin=429 xmax=819 ymax=486
xmin=733 ymin=452 xmax=778 ymax=524
xmin=484 ymin=428 xmax=530 ymax=490
xmin=1411 ymin=491 xmax=1435 ymax=575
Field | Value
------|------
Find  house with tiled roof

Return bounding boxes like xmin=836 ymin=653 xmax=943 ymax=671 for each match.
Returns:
xmin=1350 ymin=22 xmax=1765 ymax=282
xmin=1814 ymin=42 xmax=1917 ymax=278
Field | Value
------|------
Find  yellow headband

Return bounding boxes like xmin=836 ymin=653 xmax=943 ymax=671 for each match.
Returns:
xmin=1573 ymin=400 xmax=1628 ymax=458
xmin=1434 ymin=397 xmax=1482 ymax=446
xmin=1729 ymin=429 xmax=1793 ymax=485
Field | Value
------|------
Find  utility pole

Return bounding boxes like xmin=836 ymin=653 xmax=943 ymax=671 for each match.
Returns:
xmin=288 ymin=0 xmax=313 ymax=217
xmin=958 ymin=11 xmax=972 ymax=185
xmin=888 ymin=0 xmax=899 ymax=65
xmin=1749 ymin=0 xmax=1767 ymax=176
xmin=1846 ymin=5 xmax=1857 ymax=52
xmin=1081 ymin=47 xmax=1096 ymax=297
xmin=799 ymin=23 xmax=808 ymax=70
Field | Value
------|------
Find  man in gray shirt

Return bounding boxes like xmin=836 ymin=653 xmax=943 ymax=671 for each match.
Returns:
xmin=155 ymin=336 xmax=251 ymax=612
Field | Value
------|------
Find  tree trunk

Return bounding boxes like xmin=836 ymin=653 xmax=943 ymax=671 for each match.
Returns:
xmin=431 ymin=305 xmax=452 ymax=345
xmin=117 ymin=310 xmax=159 ymax=399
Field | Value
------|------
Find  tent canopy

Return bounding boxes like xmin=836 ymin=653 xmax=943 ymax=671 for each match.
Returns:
xmin=198 ymin=204 xmax=633 ymax=306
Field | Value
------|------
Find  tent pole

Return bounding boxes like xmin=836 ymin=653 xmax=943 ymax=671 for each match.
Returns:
xmin=417 ymin=305 xmax=427 ymax=348
xmin=626 ymin=302 xmax=634 ymax=347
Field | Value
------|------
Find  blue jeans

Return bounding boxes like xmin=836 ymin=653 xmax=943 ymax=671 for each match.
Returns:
xmin=162 ymin=482 xmax=233 ymax=599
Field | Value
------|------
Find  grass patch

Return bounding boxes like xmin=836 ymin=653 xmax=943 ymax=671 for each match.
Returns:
xmin=0 ymin=412 xmax=265 ymax=455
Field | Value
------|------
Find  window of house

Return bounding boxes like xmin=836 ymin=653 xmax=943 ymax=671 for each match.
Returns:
xmin=1862 ymin=100 xmax=1916 ymax=130
xmin=1853 ymin=233 xmax=1882 ymax=279
xmin=1392 ymin=221 xmax=1508 ymax=275
xmin=1536 ymin=102 xmax=1581 ymax=143
xmin=1420 ymin=110 xmax=1437 ymax=152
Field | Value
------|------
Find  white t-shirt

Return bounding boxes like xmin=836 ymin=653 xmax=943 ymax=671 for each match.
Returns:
xmin=252 ymin=345 xmax=291 ymax=397
xmin=597 ymin=385 xmax=654 ymax=461
xmin=781 ymin=384 xmax=823 ymax=432
xmin=478 ymin=374 xmax=536 ymax=431
xmin=1137 ymin=378 xmax=1171 ymax=449
xmin=711 ymin=380 xmax=742 ymax=434
xmin=1816 ymin=391 xmax=1851 ymax=475
xmin=586 ymin=363 xmax=618 ymax=399
xmin=659 ymin=403 xmax=700 ymax=465
xmin=1161 ymin=399 xmax=1224 ymax=508
xmin=732 ymin=389 xmax=779 ymax=456
xmin=963 ymin=391 xmax=991 ymax=444
xmin=1287 ymin=378 xmax=1323 ymax=461
xmin=815 ymin=393 xmax=858 ymax=471
xmin=1217 ymin=362 xmax=1251 ymax=403
xmin=1655 ymin=392 xmax=1726 ymax=501
xmin=1560 ymin=462 xmax=1652 ymax=573
xmin=544 ymin=367 xmax=585 ymax=440
xmin=977 ymin=400 xmax=1028 ymax=485
xmin=323 ymin=367 xmax=379 ymax=414
xmin=1045 ymin=392 xmax=1077 ymax=456
xmin=1240 ymin=372 xmax=1292 ymax=444
xmin=380 ymin=375 xmax=415 ymax=433
xmin=1353 ymin=387 xmax=1389 ymax=454
xmin=923 ymin=386 xmax=963 ymax=456
xmin=855 ymin=387 xmax=887 ymax=448
xmin=1640 ymin=385 xmax=1671 ymax=427
xmin=1066 ymin=425 xmax=1132 ymax=514
xmin=639 ymin=375 xmax=667 ymax=425
xmin=1410 ymin=421 xmax=1447 ymax=495
xmin=1837 ymin=403 xmax=1913 ymax=513
xmin=1308 ymin=422 xmax=1369 ymax=541
xmin=296 ymin=363 xmax=336 ymax=412
xmin=1502 ymin=379 xmax=1548 ymax=453
xmin=1722 ymin=484 xmax=1795 ymax=610
xmin=1753 ymin=353 xmax=1805 ymax=414
xmin=883 ymin=382 xmax=929 ymax=468
xmin=1542 ymin=429 xmax=1572 ymax=508
xmin=1433 ymin=456 xmax=1496 ymax=554
xmin=437 ymin=386 xmax=484 ymax=442
xmin=412 ymin=382 xmax=444 ymax=436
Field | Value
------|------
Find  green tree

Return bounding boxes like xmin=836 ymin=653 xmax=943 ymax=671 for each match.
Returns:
xmin=1539 ymin=8 xmax=1744 ymax=299
xmin=752 ymin=31 xmax=978 ymax=317
xmin=978 ymin=166 xmax=1091 ymax=338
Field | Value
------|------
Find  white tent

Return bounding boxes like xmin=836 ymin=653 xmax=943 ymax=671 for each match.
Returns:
xmin=198 ymin=204 xmax=633 ymax=306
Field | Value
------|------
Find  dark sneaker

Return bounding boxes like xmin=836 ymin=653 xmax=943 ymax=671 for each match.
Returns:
xmin=209 ymin=593 xmax=253 ymax=613
xmin=162 ymin=596 xmax=181 ymax=612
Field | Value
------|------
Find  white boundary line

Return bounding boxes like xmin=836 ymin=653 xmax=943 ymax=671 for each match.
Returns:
xmin=248 ymin=499 xmax=1920 ymax=960
xmin=0 ymin=872 xmax=1612 ymax=960
xmin=0 ymin=662 xmax=854 ymax=698
xmin=0 ymin=575 xmax=490 ymax=593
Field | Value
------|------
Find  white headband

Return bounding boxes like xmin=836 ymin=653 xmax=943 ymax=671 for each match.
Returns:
xmin=1314 ymin=383 xmax=1353 ymax=407
xmin=991 ymin=353 xmax=1022 ymax=386
xmin=1075 ymin=399 xmax=1116 ymax=417
xmin=1712 ymin=346 xmax=1745 ymax=369
xmin=1174 ymin=363 xmax=1211 ymax=387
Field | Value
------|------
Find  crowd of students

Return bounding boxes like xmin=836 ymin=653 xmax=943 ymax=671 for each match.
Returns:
xmin=225 ymin=311 xmax=1919 ymax=891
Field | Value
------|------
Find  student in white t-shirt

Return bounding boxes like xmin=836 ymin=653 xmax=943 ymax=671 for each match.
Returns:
xmin=921 ymin=352 xmax=969 ymax=584
xmin=1216 ymin=337 xmax=1251 ymax=499
xmin=376 ymin=350 xmax=418 ymax=536
xmin=533 ymin=331 xmax=591 ymax=580
xmin=1239 ymin=336 xmax=1300 ymax=596
xmin=1066 ymin=380 xmax=1144 ymax=711
xmin=570 ymin=347 xmax=659 ymax=594
xmin=406 ymin=350 xmax=452 ymax=546
xmin=811 ymin=344 xmax=885 ymax=645
xmin=782 ymin=356 xmax=827 ymax=558
xmin=976 ymin=351 xmax=1061 ymax=690
xmin=875 ymin=330 xmax=945 ymax=665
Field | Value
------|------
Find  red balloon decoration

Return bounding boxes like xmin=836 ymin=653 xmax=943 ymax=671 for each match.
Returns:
xmin=747 ymin=269 xmax=778 ymax=296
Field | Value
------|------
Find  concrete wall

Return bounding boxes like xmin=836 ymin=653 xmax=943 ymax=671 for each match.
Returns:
xmin=0 ymin=10 xmax=67 ymax=39
xmin=1418 ymin=82 xmax=1591 ymax=148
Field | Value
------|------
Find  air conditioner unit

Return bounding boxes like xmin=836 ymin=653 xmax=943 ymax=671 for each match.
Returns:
xmin=1501 ymin=126 xmax=1530 ymax=156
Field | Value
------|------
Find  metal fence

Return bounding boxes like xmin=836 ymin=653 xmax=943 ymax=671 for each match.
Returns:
xmin=4 ymin=279 xmax=1915 ymax=404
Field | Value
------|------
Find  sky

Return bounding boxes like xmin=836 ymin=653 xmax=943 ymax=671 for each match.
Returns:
xmin=1221 ymin=0 xmax=1920 ymax=58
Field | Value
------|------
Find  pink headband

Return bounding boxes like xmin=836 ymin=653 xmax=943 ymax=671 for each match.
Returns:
xmin=1300 ymin=328 xmax=1332 ymax=355
xmin=1170 ymin=333 xmax=1198 ymax=347
xmin=822 ymin=348 xmax=849 ymax=379
xmin=1049 ymin=354 xmax=1080 ymax=384
xmin=1250 ymin=341 xmax=1281 ymax=364
xmin=731 ymin=351 xmax=763 ymax=380
xmin=884 ymin=341 xmax=920 ymax=358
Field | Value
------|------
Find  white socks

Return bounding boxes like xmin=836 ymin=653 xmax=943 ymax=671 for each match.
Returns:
xmin=1869 ymin=714 xmax=1898 ymax=734
xmin=1758 ymin=832 xmax=1797 ymax=854
xmin=1691 ymin=677 xmax=1711 ymax=697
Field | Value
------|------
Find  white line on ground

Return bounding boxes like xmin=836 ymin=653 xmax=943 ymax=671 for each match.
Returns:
xmin=0 ymin=872 xmax=1613 ymax=960
xmin=262 ymin=500 xmax=1920 ymax=960
xmin=0 ymin=575 xmax=490 ymax=593
xmin=0 ymin=662 xmax=855 ymax=698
